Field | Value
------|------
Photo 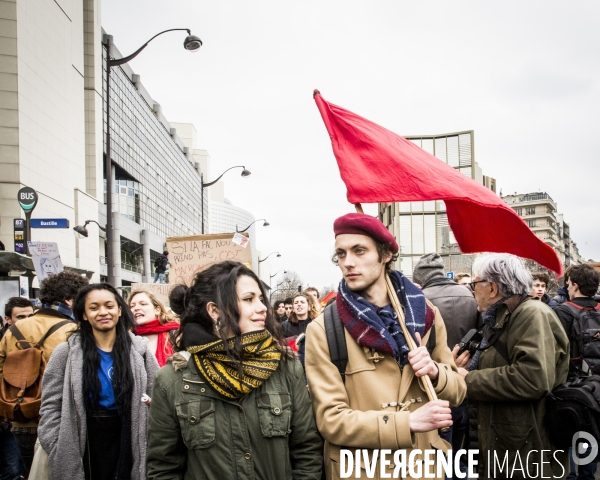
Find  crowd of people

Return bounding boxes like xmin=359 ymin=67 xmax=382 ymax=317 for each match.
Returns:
xmin=0 ymin=213 xmax=598 ymax=479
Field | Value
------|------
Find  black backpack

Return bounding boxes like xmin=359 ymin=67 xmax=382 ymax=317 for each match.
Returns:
xmin=563 ymin=301 xmax=600 ymax=375
xmin=546 ymin=375 xmax=600 ymax=455
xmin=323 ymin=302 xmax=436 ymax=382
xmin=154 ymin=255 xmax=166 ymax=269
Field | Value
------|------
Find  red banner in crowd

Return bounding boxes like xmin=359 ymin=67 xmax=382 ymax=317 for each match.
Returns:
xmin=314 ymin=90 xmax=562 ymax=274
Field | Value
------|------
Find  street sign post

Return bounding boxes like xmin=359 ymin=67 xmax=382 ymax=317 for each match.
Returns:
xmin=13 ymin=219 xmax=25 ymax=254
xmin=30 ymin=219 xmax=70 ymax=229
xmin=17 ymin=187 xmax=38 ymax=255
xmin=446 ymin=271 xmax=455 ymax=280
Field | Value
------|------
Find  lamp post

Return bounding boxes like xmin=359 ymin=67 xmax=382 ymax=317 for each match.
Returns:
xmin=201 ymin=166 xmax=251 ymax=234
xmin=73 ymin=220 xmax=107 ymax=237
xmin=103 ymin=28 xmax=201 ymax=286
xmin=236 ymin=219 xmax=269 ymax=233
xmin=269 ymin=269 xmax=286 ymax=289
xmin=258 ymin=252 xmax=281 ymax=263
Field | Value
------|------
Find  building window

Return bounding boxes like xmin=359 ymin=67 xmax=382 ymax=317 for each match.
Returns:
xmin=526 ymin=219 xmax=536 ymax=228
xmin=526 ymin=207 xmax=535 ymax=215
xmin=514 ymin=208 xmax=523 ymax=216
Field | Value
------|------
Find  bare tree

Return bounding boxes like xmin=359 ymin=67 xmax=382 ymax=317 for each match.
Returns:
xmin=271 ymin=271 xmax=304 ymax=302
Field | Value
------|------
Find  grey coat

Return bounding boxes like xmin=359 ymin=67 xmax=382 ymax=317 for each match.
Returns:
xmin=422 ymin=281 xmax=480 ymax=348
xmin=38 ymin=332 xmax=159 ymax=480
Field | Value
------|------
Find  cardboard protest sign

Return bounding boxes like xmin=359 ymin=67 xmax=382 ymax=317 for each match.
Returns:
xmin=166 ymin=233 xmax=251 ymax=286
xmin=28 ymin=242 xmax=64 ymax=282
xmin=130 ymin=283 xmax=171 ymax=306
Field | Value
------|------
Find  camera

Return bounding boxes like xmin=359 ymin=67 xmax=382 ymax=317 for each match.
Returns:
xmin=457 ymin=328 xmax=483 ymax=356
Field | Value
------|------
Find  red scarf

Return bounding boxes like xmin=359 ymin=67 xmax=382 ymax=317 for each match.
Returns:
xmin=135 ymin=319 xmax=180 ymax=367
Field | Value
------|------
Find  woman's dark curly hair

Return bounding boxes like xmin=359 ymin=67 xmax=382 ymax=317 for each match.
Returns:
xmin=170 ymin=261 xmax=284 ymax=360
xmin=39 ymin=271 xmax=89 ymax=305
xmin=72 ymin=283 xmax=134 ymax=413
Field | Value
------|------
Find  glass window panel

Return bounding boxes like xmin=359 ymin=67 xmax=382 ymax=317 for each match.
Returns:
xmin=420 ymin=138 xmax=434 ymax=155
xmin=424 ymin=215 xmax=436 ymax=253
xmin=400 ymin=256 xmax=413 ymax=276
xmin=399 ymin=216 xmax=411 ymax=255
xmin=423 ymin=201 xmax=435 ymax=212
xmin=446 ymin=135 xmax=459 ymax=168
xmin=434 ymin=137 xmax=447 ymax=164
xmin=399 ymin=202 xmax=411 ymax=213
xmin=411 ymin=215 xmax=424 ymax=255
xmin=412 ymin=202 xmax=423 ymax=213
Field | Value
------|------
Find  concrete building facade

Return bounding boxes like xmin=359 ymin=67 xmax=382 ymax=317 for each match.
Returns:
xmin=378 ymin=130 xmax=497 ymax=277
xmin=503 ymin=192 xmax=585 ymax=267
xmin=0 ymin=0 xmax=102 ymax=279
xmin=0 ymin=0 xmax=245 ymax=287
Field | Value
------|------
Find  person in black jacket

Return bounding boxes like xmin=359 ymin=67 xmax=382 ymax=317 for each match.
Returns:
xmin=153 ymin=251 xmax=169 ymax=284
xmin=553 ymin=264 xmax=600 ymax=480
xmin=413 ymin=253 xmax=479 ymax=472
xmin=281 ymin=293 xmax=314 ymax=370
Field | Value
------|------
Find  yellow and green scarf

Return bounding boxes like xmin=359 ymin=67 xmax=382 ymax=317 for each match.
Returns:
xmin=187 ymin=329 xmax=282 ymax=399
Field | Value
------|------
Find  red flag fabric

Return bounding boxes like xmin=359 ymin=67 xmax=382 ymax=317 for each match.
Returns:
xmin=314 ymin=91 xmax=562 ymax=274
xmin=320 ymin=291 xmax=337 ymax=307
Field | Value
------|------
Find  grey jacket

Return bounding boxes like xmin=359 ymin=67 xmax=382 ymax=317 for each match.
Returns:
xmin=422 ymin=281 xmax=479 ymax=348
xmin=38 ymin=332 xmax=159 ymax=480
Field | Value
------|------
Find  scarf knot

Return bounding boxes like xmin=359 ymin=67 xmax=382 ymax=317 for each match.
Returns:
xmin=337 ymin=270 xmax=435 ymax=365
xmin=187 ymin=329 xmax=282 ymax=399
xmin=135 ymin=319 xmax=179 ymax=367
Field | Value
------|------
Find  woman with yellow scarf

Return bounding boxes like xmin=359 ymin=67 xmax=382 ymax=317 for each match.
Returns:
xmin=146 ymin=261 xmax=323 ymax=480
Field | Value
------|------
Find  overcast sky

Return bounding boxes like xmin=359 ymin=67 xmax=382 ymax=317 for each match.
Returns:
xmin=103 ymin=1 xmax=600 ymax=289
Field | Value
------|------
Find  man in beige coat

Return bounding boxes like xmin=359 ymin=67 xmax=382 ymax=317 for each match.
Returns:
xmin=306 ymin=213 xmax=467 ymax=480
xmin=0 ymin=271 xmax=88 ymax=477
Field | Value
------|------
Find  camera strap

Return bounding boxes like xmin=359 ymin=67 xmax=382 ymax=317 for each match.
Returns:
xmin=480 ymin=293 xmax=531 ymax=365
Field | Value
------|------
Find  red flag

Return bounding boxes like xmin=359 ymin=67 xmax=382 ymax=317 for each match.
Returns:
xmin=314 ymin=91 xmax=562 ymax=274
xmin=320 ymin=291 xmax=337 ymax=307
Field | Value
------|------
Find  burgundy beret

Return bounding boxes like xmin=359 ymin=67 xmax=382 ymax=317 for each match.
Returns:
xmin=333 ymin=213 xmax=399 ymax=253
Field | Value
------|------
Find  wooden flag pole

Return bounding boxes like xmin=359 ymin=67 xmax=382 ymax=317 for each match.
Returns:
xmin=384 ymin=275 xmax=438 ymax=403
xmin=352 ymin=203 xmax=439 ymax=404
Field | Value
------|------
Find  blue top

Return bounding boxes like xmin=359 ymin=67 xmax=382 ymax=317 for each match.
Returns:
xmin=97 ymin=348 xmax=117 ymax=410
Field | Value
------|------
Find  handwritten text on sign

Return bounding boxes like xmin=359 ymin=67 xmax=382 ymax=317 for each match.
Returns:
xmin=166 ymin=233 xmax=252 ymax=285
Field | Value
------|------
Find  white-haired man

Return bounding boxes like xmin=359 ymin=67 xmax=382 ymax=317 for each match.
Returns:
xmin=454 ymin=253 xmax=569 ymax=479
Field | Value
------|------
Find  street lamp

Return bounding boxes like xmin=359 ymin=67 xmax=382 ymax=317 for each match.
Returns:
xmin=73 ymin=220 xmax=107 ymax=237
xmin=201 ymin=166 xmax=251 ymax=234
xmin=258 ymin=252 xmax=281 ymax=263
xmin=237 ymin=219 xmax=269 ymax=233
xmin=104 ymin=28 xmax=200 ymax=286
xmin=269 ymin=269 xmax=286 ymax=289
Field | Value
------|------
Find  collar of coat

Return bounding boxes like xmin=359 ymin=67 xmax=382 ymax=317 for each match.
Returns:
xmin=494 ymin=294 xmax=531 ymax=329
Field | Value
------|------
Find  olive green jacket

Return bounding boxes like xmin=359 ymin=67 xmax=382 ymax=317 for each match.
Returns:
xmin=465 ymin=297 xmax=569 ymax=480
xmin=147 ymin=351 xmax=323 ymax=480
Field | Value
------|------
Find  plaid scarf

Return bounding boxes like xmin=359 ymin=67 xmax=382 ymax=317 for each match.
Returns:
xmin=337 ymin=270 xmax=435 ymax=366
xmin=187 ymin=329 xmax=282 ymax=399
xmin=43 ymin=302 xmax=75 ymax=320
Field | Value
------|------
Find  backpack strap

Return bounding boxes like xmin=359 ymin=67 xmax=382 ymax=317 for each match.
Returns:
xmin=9 ymin=324 xmax=31 ymax=350
xmin=36 ymin=320 xmax=73 ymax=347
xmin=324 ymin=303 xmax=348 ymax=383
xmin=564 ymin=301 xmax=600 ymax=312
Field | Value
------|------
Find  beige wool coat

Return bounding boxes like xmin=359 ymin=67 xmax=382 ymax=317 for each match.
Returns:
xmin=305 ymin=302 xmax=467 ymax=480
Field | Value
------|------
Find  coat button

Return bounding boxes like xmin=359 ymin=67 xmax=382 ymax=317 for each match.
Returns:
xmin=190 ymin=416 xmax=198 ymax=423
xmin=245 ymin=452 xmax=252 ymax=460
xmin=201 ymin=388 xmax=205 ymax=393
xmin=184 ymin=385 xmax=190 ymax=390
xmin=273 ymin=407 xmax=281 ymax=415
